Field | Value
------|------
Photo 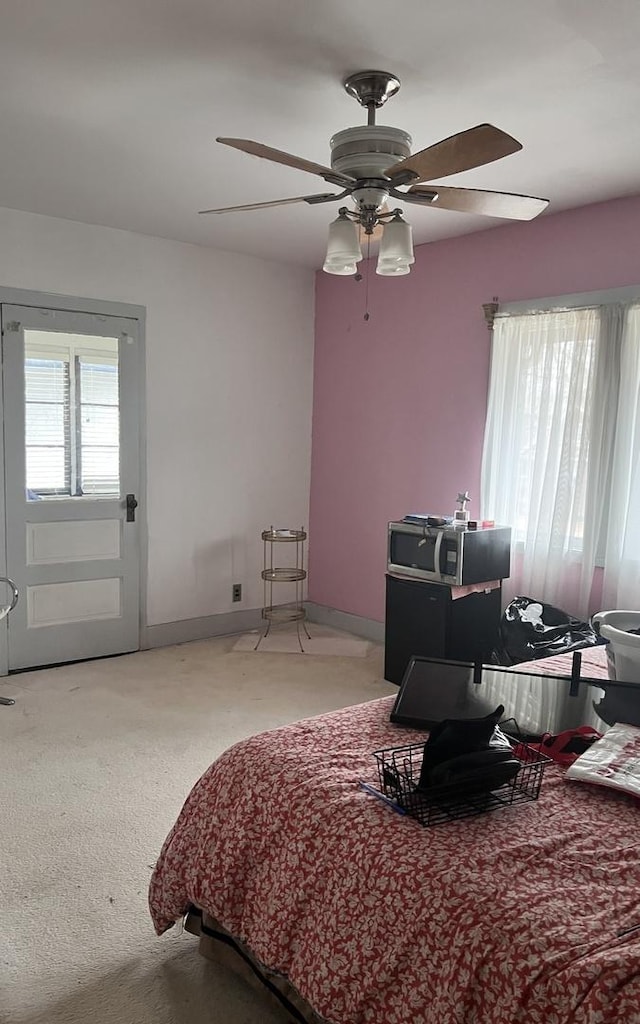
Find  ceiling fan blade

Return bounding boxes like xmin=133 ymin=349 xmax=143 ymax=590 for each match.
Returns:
xmin=199 ymin=192 xmax=341 ymax=215
xmin=385 ymin=124 xmax=522 ymax=185
xmin=216 ymin=138 xmax=354 ymax=188
xmin=404 ymin=184 xmax=549 ymax=220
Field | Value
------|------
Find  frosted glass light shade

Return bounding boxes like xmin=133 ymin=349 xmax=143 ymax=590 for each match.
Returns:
xmin=324 ymin=215 xmax=362 ymax=269
xmin=376 ymin=217 xmax=414 ymax=276
xmin=376 ymin=262 xmax=411 ymax=276
xmin=323 ymin=259 xmax=359 ymax=276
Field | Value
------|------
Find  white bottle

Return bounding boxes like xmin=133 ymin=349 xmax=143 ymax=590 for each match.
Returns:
xmin=453 ymin=491 xmax=471 ymax=529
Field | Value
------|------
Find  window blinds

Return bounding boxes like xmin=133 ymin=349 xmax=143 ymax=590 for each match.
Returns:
xmin=25 ymin=357 xmax=71 ymax=494
xmin=24 ymin=342 xmax=120 ymax=497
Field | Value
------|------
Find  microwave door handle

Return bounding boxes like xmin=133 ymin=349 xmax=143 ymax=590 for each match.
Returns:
xmin=433 ymin=530 xmax=444 ymax=574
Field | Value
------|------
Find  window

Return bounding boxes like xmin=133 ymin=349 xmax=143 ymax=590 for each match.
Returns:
xmin=481 ymin=292 xmax=640 ymax=614
xmin=77 ymin=357 xmax=119 ymax=494
xmin=24 ymin=331 xmax=120 ymax=498
xmin=25 ymin=355 xmax=71 ymax=494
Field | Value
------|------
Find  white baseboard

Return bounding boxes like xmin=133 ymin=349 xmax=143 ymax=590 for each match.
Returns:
xmin=143 ymin=603 xmax=384 ymax=650
xmin=305 ymin=602 xmax=384 ymax=643
xmin=143 ymin=609 xmax=263 ymax=649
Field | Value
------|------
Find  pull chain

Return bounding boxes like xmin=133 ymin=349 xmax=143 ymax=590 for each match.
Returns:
xmin=364 ymin=234 xmax=371 ymax=322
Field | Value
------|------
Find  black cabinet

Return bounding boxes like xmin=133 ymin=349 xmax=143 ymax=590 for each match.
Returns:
xmin=384 ymin=574 xmax=502 ymax=684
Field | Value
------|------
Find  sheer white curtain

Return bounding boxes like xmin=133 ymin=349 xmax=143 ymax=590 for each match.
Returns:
xmin=481 ymin=302 xmax=640 ymax=618
xmin=602 ymin=306 xmax=640 ymax=609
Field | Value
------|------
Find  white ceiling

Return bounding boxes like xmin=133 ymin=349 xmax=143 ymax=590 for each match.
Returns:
xmin=1 ymin=0 xmax=639 ymax=269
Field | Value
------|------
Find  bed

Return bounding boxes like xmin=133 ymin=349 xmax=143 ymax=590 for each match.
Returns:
xmin=149 ymin=645 xmax=640 ymax=1024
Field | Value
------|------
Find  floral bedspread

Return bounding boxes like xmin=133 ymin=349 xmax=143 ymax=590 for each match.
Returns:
xmin=149 ymin=656 xmax=640 ymax=1024
xmin=513 ymin=644 xmax=609 ymax=678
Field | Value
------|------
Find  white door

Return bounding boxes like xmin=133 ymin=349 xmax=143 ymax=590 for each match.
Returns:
xmin=1 ymin=303 xmax=141 ymax=671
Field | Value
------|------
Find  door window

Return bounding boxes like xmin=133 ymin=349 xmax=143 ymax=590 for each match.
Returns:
xmin=24 ymin=331 xmax=119 ymax=499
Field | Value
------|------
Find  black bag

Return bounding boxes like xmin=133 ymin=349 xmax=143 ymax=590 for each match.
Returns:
xmin=417 ymin=705 xmax=520 ymax=794
xmin=492 ymin=596 xmax=607 ymax=666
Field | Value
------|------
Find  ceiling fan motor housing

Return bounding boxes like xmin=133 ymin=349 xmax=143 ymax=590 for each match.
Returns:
xmin=330 ymin=126 xmax=412 ymax=180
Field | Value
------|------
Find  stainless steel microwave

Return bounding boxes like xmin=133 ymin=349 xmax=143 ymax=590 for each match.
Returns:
xmin=387 ymin=521 xmax=511 ymax=586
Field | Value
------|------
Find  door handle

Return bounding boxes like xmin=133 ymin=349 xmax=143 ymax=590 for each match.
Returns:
xmin=0 ymin=577 xmax=19 ymax=704
xmin=0 ymin=576 xmax=19 ymax=620
xmin=126 ymin=493 xmax=138 ymax=523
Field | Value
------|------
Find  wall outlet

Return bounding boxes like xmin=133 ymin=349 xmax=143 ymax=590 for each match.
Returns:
xmin=232 ymin=583 xmax=242 ymax=603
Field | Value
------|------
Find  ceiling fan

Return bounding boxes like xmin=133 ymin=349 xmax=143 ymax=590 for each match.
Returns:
xmin=201 ymin=70 xmax=549 ymax=275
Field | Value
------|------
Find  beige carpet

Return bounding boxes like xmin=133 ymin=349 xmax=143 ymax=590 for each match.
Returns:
xmin=232 ymin=624 xmax=370 ymax=657
xmin=0 ymin=632 xmax=394 ymax=1024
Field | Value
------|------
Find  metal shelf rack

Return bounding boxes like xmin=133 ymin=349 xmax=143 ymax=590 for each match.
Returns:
xmin=258 ymin=527 xmax=310 ymax=651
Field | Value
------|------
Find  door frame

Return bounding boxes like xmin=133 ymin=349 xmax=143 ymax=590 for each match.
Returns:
xmin=0 ymin=285 xmax=147 ymax=674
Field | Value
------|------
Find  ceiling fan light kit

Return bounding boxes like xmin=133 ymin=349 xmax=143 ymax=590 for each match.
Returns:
xmin=376 ymin=214 xmax=415 ymax=276
xmin=205 ymin=69 xmax=550 ymax=279
xmin=323 ymin=211 xmax=362 ymax=275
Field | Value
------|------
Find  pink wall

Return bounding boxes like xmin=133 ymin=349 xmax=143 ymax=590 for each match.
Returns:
xmin=309 ymin=194 xmax=640 ymax=622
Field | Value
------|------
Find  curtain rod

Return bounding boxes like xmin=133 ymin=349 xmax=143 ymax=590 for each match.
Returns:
xmin=495 ymin=301 xmax=640 ymax=319
xmin=483 ymin=297 xmax=640 ymax=329
xmin=483 ymin=284 xmax=640 ymax=327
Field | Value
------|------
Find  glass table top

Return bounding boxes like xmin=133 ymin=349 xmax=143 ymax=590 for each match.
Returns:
xmin=391 ymin=656 xmax=640 ymax=737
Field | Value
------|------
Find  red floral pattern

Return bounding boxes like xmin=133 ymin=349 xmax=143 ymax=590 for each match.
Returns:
xmin=149 ymin=650 xmax=640 ymax=1024
xmin=517 ymin=646 xmax=609 ymax=678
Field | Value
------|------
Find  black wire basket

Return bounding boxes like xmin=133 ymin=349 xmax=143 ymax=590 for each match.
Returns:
xmin=372 ymin=727 xmax=552 ymax=828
